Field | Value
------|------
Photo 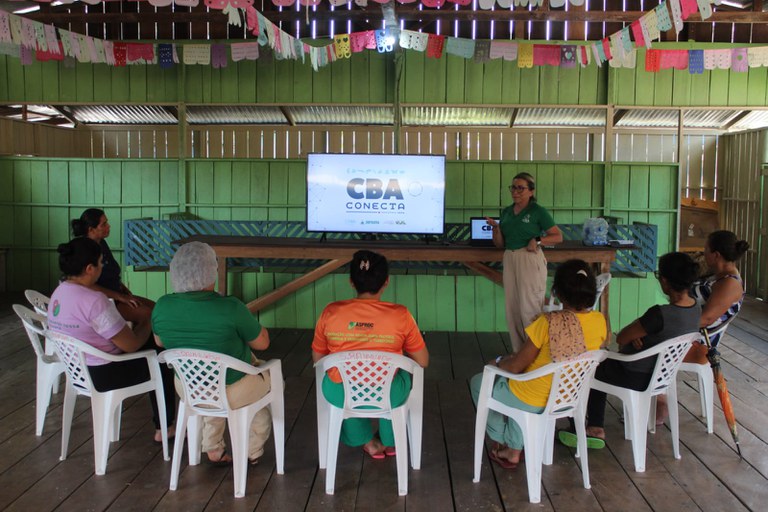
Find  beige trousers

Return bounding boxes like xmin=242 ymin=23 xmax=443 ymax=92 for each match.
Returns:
xmin=175 ymin=369 xmax=272 ymax=460
xmin=503 ymin=248 xmax=548 ymax=353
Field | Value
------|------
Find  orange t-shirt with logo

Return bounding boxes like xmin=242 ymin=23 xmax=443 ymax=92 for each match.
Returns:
xmin=312 ymin=298 xmax=426 ymax=383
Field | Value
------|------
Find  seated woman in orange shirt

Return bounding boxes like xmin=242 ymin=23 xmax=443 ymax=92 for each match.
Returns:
xmin=311 ymin=250 xmax=430 ymax=459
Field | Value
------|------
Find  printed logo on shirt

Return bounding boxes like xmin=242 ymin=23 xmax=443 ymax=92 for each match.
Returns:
xmin=522 ymin=214 xmax=531 ymax=223
xmin=52 ymin=299 xmax=60 ymax=316
xmin=347 ymin=321 xmax=374 ymax=330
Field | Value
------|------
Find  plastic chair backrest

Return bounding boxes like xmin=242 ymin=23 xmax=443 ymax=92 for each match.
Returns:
xmin=25 ymin=290 xmax=51 ymax=315
xmin=159 ymin=349 xmax=248 ymax=417
xmin=45 ymin=331 xmax=96 ymax=395
xmin=317 ymin=351 xmax=420 ymax=413
xmin=544 ymin=350 xmax=607 ymax=418
xmin=13 ymin=304 xmax=48 ymax=360
xmin=645 ymin=333 xmax=700 ymax=394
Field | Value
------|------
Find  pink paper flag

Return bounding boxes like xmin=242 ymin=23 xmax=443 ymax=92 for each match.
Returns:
xmin=350 ymin=31 xmax=371 ymax=53
xmin=533 ymin=44 xmax=560 ymax=66
xmin=631 ymin=21 xmax=646 ymax=48
xmin=602 ymin=38 xmax=612 ymax=61
xmin=0 ymin=11 xmax=10 ymax=44
xmin=20 ymin=45 xmax=34 ymax=65
xmin=659 ymin=49 xmax=688 ymax=70
xmin=44 ymin=25 xmax=59 ymax=54
xmin=680 ymin=0 xmax=698 ymax=19
xmin=731 ymin=48 xmax=748 ymax=72
xmin=231 ymin=42 xmax=259 ymax=61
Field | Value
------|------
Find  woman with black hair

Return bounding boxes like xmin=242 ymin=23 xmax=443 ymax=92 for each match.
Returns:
xmin=72 ymin=208 xmax=154 ymax=333
xmin=561 ymin=252 xmax=701 ymax=448
xmin=471 ymin=259 xmax=607 ymax=469
xmin=46 ymin=237 xmax=175 ymax=443
xmin=685 ymin=230 xmax=749 ymax=364
xmin=486 ymin=172 xmax=563 ymax=353
xmin=311 ymin=250 xmax=430 ymax=459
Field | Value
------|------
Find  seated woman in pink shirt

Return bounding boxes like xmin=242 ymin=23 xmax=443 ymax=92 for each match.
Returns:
xmin=47 ymin=237 xmax=175 ymax=443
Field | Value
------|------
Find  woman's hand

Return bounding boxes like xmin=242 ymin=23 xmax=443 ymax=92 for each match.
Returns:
xmin=526 ymin=238 xmax=539 ymax=252
xmin=486 ymin=217 xmax=505 ymax=249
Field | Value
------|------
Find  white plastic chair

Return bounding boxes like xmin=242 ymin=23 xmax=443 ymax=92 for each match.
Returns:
xmin=677 ymin=362 xmax=714 ymax=434
xmin=590 ymin=333 xmax=699 ymax=472
xmin=158 ymin=349 xmax=285 ymax=498
xmin=13 ymin=304 xmax=65 ymax=436
xmin=25 ymin=289 xmax=51 ymax=314
xmin=472 ymin=350 xmax=607 ymax=504
xmin=45 ymin=330 xmax=170 ymax=475
xmin=544 ymin=272 xmax=612 ymax=312
xmin=314 ymin=351 xmax=425 ymax=496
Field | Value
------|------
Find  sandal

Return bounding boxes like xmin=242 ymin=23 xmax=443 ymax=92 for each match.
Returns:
xmin=205 ymin=449 xmax=233 ymax=467
xmin=384 ymin=446 xmax=396 ymax=457
xmin=488 ymin=449 xmax=518 ymax=470
xmin=558 ymin=430 xmax=605 ymax=450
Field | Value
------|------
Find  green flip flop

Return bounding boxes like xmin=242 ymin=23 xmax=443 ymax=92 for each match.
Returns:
xmin=557 ymin=430 xmax=605 ymax=450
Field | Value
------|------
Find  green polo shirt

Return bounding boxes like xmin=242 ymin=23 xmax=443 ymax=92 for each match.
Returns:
xmin=499 ymin=201 xmax=556 ymax=250
xmin=152 ymin=291 xmax=263 ymax=385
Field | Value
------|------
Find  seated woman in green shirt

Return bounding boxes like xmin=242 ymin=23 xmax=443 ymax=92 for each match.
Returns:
xmin=152 ymin=242 xmax=272 ymax=466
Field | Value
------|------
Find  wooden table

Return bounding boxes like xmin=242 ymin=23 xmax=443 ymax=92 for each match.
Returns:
xmin=179 ymin=236 xmax=619 ymax=320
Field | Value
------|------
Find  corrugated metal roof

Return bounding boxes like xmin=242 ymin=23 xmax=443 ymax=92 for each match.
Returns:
xmin=283 ymin=105 xmax=394 ymax=125
xmin=515 ymin=107 xmax=606 ymax=127
xmin=68 ymin=105 xmax=177 ymax=124
xmin=402 ymin=106 xmax=514 ymax=126
xmin=615 ymin=109 xmax=744 ymax=129
xmin=7 ymin=104 xmax=768 ymax=133
xmin=186 ymin=105 xmax=286 ymax=124
xmin=729 ymin=110 xmax=768 ymax=132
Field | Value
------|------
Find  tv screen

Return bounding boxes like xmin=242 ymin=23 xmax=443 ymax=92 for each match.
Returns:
xmin=306 ymin=153 xmax=446 ymax=235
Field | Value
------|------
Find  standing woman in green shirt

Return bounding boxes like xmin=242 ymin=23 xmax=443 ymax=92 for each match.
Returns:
xmin=486 ymin=172 xmax=563 ymax=353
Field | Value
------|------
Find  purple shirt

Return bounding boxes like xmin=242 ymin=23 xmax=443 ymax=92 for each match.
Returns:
xmin=47 ymin=281 xmax=126 ymax=366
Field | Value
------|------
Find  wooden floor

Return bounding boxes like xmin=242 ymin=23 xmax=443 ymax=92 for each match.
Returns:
xmin=1 ymin=293 xmax=767 ymax=511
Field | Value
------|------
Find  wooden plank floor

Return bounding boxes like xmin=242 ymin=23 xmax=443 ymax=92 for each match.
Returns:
xmin=1 ymin=292 xmax=767 ymax=511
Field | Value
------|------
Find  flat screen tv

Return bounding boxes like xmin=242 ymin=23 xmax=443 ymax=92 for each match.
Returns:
xmin=306 ymin=153 xmax=446 ymax=235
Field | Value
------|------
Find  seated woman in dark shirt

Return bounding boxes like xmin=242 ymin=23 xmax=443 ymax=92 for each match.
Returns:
xmin=72 ymin=208 xmax=154 ymax=334
xmin=560 ymin=252 xmax=701 ymax=447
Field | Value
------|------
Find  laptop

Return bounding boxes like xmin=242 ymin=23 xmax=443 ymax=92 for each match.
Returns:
xmin=469 ymin=217 xmax=498 ymax=247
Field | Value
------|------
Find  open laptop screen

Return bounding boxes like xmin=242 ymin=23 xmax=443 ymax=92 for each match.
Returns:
xmin=469 ymin=217 xmax=498 ymax=246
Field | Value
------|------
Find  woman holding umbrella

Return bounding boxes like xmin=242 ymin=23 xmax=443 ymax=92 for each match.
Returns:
xmin=685 ymin=230 xmax=749 ymax=364
xmin=681 ymin=230 xmax=749 ymax=456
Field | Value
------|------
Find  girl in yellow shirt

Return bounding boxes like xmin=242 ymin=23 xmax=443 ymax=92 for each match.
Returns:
xmin=470 ymin=259 xmax=607 ymax=469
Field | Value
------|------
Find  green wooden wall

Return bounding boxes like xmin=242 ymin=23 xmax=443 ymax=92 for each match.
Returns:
xmin=4 ymin=43 xmax=758 ymax=331
xmin=0 ymin=157 xmax=675 ymax=331
xmin=4 ymin=45 xmax=768 ymax=106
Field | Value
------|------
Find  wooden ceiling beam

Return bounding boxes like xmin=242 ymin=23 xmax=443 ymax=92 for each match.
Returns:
xmin=22 ymin=9 xmax=768 ymax=26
